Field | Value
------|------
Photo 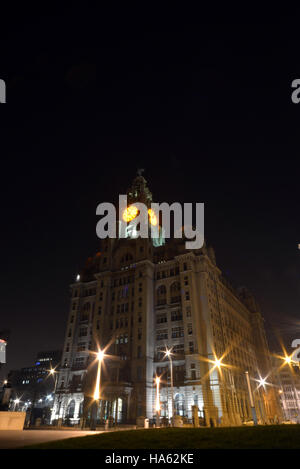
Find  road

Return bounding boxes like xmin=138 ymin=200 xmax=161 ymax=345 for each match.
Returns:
xmin=0 ymin=429 xmax=103 ymax=448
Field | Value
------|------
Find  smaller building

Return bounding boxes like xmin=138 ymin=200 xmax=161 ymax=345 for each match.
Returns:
xmin=0 ymin=329 xmax=10 ymax=370
xmin=6 ymin=350 xmax=62 ymax=424
xmin=272 ymin=354 xmax=300 ymax=423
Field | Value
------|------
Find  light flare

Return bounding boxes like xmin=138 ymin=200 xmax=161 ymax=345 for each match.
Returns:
xmin=93 ymin=349 xmax=105 ymax=400
xmin=148 ymin=208 xmax=158 ymax=226
xmin=123 ymin=205 xmax=138 ymax=222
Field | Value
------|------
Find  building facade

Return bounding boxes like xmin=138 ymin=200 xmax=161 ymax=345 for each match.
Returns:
xmin=51 ymin=173 xmax=281 ymax=426
xmin=272 ymin=355 xmax=300 ymax=423
xmin=7 ymin=350 xmax=62 ymax=423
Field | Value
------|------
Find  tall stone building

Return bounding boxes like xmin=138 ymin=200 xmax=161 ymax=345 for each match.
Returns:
xmin=51 ymin=173 xmax=281 ymax=426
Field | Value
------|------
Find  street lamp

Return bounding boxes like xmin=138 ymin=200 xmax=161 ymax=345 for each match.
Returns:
xmin=13 ymin=398 xmax=20 ymax=411
xmin=155 ymin=376 xmax=161 ymax=428
xmin=49 ymin=367 xmax=58 ymax=393
xmin=48 ymin=367 xmax=60 ymax=425
xmin=257 ymin=376 xmax=270 ymax=390
xmin=284 ymin=355 xmax=292 ymax=365
xmin=245 ymin=371 xmax=258 ymax=425
xmin=91 ymin=349 xmax=105 ymax=430
xmin=213 ymin=358 xmax=222 ymax=369
xmin=164 ymin=347 xmax=175 ymax=426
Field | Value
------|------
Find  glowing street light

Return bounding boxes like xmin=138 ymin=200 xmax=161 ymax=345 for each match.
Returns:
xmin=91 ymin=348 xmax=106 ymax=430
xmin=258 ymin=377 xmax=267 ymax=389
xmin=284 ymin=355 xmax=293 ymax=365
xmin=13 ymin=398 xmax=20 ymax=411
xmin=164 ymin=347 xmax=175 ymax=425
xmin=214 ymin=358 xmax=222 ymax=369
xmin=48 ymin=367 xmax=59 ymax=393
xmin=94 ymin=350 xmax=105 ymax=400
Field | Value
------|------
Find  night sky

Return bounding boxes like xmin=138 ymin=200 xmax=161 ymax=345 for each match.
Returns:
xmin=0 ymin=6 xmax=299 ymax=378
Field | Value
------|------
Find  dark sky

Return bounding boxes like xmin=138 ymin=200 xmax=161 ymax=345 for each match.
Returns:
xmin=0 ymin=6 xmax=299 ymax=377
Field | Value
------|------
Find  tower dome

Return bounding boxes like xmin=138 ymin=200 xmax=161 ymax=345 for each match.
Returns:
xmin=127 ymin=169 xmax=153 ymax=207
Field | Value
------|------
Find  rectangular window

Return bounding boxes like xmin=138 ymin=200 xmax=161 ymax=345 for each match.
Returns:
xmin=157 ymin=314 xmax=167 ymax=324
xmin=79 ymin=327 xmax=87 ymax=337
xmin=173 ymin=343 xmax=184 ymax=355
xmin=171 ymin=310 xmax=182 ymax=321
xmin=171 ymin=327 xmax=184 ymax=338
xmin=156 ymin=329 xmax=168 ymax=340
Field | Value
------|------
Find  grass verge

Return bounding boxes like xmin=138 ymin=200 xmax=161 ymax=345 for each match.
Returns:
xmin=23 ymin=425 xmax=300 ymax=449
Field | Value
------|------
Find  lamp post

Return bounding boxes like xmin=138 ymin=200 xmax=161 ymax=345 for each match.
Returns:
xmin=155 ymin=376 xmax=161 ymax=428
xmin=49 ymin=367 xmax=58 ymax=393
xmin=48 ymin=367 xmax=59 ymax=424
xmin=13 ymin=398 xmax=20 ymax=411
xmin=91 ymin=349 xmax=105 ymax=431
xmin=245 ymin=371 xmax=258 ymax=425
xmin=165 ymin=348 xmax=175 ymax=426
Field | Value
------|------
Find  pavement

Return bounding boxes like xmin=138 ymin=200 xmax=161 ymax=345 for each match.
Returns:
xmin=0 ymin=429 xmax=103 ymax=448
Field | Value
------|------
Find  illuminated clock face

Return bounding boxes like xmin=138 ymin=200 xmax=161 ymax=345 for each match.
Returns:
xmin=122 ymin=205 xmax=139 ymax=222
xmin=122 ymin=205 xmax=164 ymax=245
xmin=122 ymin=206 xmax=158 ymax=226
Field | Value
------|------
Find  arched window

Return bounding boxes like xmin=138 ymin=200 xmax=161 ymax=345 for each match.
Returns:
xmin=170 ymin=282 xmax=181 ymax=304
xmin=156 ymin=284 xmax=167 ymax=306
